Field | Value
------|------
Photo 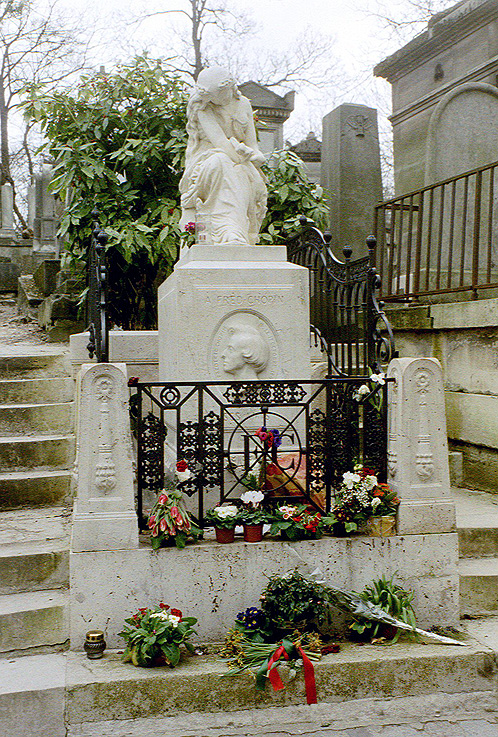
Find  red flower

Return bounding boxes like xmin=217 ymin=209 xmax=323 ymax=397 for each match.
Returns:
xmin=170 ymin=608 xmax=183 ymax=619
xmin=176 ymin=460 xmax=188 ymax=472
xmin=158 ymin=493 xmax=168 ymax=505
xmin=159 ymin=602 xmax=170 ymax=610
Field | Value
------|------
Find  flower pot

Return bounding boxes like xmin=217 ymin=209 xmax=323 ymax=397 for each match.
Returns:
xmin=243 ymin=523 xmax=263 ymax=542
xmin=215 ymin=526 xmax=235 ymax=544
xmin=367 ymin=515 xmax=396 ymax=537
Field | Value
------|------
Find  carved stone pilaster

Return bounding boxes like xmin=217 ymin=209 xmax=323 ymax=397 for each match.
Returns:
xmin=72 ymin=363 xmax=138 ymax=552
xmin=387 ymin=357 xmax=455 ymax=535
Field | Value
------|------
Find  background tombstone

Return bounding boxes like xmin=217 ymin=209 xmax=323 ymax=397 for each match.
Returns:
xmin=321 ymin=103 xmax=382 ymax=255
xmin=238 ymin=81 xmax=295 ymax=154
xmin=29 ymin=162 xmax=58 ymax=256
xmin=0 ymin=183 xmax=15 ymax=244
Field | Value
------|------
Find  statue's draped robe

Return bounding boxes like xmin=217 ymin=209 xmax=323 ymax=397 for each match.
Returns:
xmin=180 ymin=102 xmax=267 ymax=245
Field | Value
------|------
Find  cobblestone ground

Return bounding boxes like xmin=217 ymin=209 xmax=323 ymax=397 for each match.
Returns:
xmin=69 ymin=693 xmax=498 ymax=736
xmin=0 ymin=293 xmax=48 ymax=345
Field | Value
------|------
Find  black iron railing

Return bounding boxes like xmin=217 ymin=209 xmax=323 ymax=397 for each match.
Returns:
xmin=86 ymin=210 xmax=109 ymax=362
xmin=374 ymin=160 xmax=498 ymax=301
xmin=286 ymin=218 xmax=395 ymax=376
xmin=130 ymin=377 xmax=389 ymax=528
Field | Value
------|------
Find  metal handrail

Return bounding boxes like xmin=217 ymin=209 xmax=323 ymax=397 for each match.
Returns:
xmin=374 ymin=159 xmax=498 ymax=301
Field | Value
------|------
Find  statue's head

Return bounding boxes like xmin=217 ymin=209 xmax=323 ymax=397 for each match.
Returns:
xmin=195 ymin=66 xmax=239 ymax=106
xmin=221 ymin=324 xmax=270 ymax=378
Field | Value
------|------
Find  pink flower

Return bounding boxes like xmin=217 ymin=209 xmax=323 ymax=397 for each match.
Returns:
xmin=170 ymin=506 xmax=180 ymax=519
xmin=160 ymin=519 xmax=167 ymax=532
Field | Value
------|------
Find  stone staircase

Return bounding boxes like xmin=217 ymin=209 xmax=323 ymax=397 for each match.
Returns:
xmin=0 ymin=348 xmax=74 ymax=657
xmin=456 ymin=487 xmax=498 ymax=619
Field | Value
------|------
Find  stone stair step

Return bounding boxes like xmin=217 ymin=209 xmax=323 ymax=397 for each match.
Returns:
xmin=459 ymin=557 xmax=498 ymax=614
xmin=0 ymin=350 xmax=71 ymax=380
xmin=0 ymin=589 xmax=68 ymax=653
xmin=0 ymin=541 xmax=69 ymax=595
xmin=0 ymin=434 xmax=75 ymax=473
xmin=0 ymin=653 xmax=65 ymax=737
xmin=0 ymin=469 xmax=72 ymax=509
xmin=0 ymin=506 xmax=70 ymax=594
xmin=0 ymin=401 xmax=74 ymax=436
xmin=65 ymin=640 xmax=494 ymax=725
xmin=459 ymin=527 xmax=498 ymax=558
xmin=0 ymin=376 xmax=75 ymax=404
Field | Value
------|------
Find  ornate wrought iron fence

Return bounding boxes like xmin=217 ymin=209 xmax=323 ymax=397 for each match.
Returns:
xmin=286 ymin=218 xmax=395 ymax=376
xmin=86 ymin=210 xmax=109 ymax=362
xmin=130 ymin=377 xmax=388 ymax=528
xmin=374 ymin=160 xmax=498 ymax=301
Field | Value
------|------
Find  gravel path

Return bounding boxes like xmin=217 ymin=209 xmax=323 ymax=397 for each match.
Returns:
xmin=0 ymin=293 xmax=49 ymax=346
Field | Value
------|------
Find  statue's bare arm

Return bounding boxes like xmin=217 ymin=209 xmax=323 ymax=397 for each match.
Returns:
xmin=197 ymin=109 xmax=240 ymax=163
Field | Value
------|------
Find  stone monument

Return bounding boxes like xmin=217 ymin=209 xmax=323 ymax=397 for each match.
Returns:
xmin=321 ymin=103 xmax=383 ymax=255
xmin=28 ymin=162 xmax=59 ymax=255
xmin=160 ymin=67 xmax=311 ymax=383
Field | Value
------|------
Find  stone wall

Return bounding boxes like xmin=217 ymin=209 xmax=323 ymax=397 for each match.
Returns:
xmin=387 ymin=296 xmax=498 ymax=492
xmin=374 ymin=0 xmax=498 ymax=194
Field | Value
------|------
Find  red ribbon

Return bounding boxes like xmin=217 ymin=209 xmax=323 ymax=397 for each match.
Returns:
xmin=296 ymin=645 xmax=317 ymax=705
xmin=266 ymin=645 xmax=289 ymax=691
xmin=266 ymin=644 xmax=317 ymax=705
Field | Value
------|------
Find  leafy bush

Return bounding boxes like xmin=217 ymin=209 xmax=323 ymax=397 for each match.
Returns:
xmin=24 ymin=56 xmax=189 ymax=329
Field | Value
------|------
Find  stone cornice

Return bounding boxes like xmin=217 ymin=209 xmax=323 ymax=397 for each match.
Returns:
xmin=374 ymin=0 xmax=498 ymax=82
xmin=389 ymin=53 xmax=498 ymax=124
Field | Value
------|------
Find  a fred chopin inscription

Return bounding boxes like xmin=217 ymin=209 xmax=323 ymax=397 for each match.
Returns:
xmin=205 ymin=292 xmax=285 ymax=308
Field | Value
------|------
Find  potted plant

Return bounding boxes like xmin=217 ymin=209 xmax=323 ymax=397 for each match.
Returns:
xmin=270 ymin=503 xmax=323 ymax=541
xmin=118 ymin=602 xmax=197 ymax=667
xmin=239 ymin=490 xmax=269 ymax=542
xmin=205 ymin=504 xmax=240 ymax=543
xmin=366 ymin=479 xmax=400 ymax=537
xmin=147 ymin=461 xmax=201 ymax=549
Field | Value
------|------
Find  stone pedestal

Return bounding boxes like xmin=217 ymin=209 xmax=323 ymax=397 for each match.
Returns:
xmin=158 ymin=245 xmax=311 ymax=381
xmin=387 ymin=357 xmax=456 ymax=534
xmin=71 ymin=363 xmax=138 ymax=552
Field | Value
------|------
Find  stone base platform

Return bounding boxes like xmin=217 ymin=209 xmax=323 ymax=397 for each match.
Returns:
xmin=70 ymin=532 xmax=460 ymax=650
xmin=65 ymin=639 xmax=493 ymax=725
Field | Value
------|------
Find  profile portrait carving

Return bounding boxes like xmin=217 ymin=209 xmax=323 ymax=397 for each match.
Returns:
xmin=221 ymin=323 xmax=270 ymax=380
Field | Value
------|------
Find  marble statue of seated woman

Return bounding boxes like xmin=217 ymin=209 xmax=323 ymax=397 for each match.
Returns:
xmin=179 ymin=66 xmax=267 ymax=246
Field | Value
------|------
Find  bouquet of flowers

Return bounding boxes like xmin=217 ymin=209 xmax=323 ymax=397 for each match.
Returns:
xmin=147 ymin=462 xmax=200 ymax=549
xmin=238 ymin=489 xmax=269 ymax=525
xmin=331 ymin=466 xmax=399 ymax=534
xmin=270 ymin=503 xmax=323 ymax=540
xmin=119 ymin=602 xmax=197 ymax=667
xmin=205 ymin=504 xmax=240 ymax=529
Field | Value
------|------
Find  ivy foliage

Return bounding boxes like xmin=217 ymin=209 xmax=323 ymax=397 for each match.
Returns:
xmin=23 ymin=55 xmax=328 ymax=329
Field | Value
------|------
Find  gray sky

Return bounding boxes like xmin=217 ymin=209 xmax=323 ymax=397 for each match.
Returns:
xmin=54 ymin=0 xmax=451 ymax=145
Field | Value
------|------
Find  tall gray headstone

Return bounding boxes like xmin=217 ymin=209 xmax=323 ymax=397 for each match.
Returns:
xmin=321 ymin=103 xmax=383 ymax=254
xmin=30 ymin=163 xmax=58 ymax=255
xmin=0 ymin=183 xmax=15 ymax=243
